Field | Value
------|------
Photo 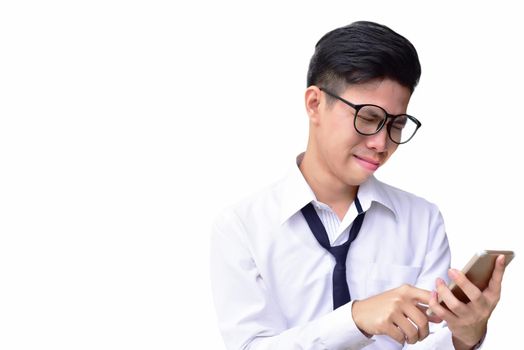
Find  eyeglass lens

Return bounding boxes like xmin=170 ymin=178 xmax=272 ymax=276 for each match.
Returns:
xmin=355 ymin=105 xmax=417 ymax=144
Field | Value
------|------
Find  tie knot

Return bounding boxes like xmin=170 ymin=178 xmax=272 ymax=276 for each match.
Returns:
xmin=330 ymin=243 xmax=350 ymax=264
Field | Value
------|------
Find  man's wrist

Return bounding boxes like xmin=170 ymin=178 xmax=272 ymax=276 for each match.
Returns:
xmin=451 ymin=321 xmax=487 ymax=350
xmin=452 ymin=334 xmax=484 ymax=350
xmin=351 ymin=300 xmax=373 ymax=338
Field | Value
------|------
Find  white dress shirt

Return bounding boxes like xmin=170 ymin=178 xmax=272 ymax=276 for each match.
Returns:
xmin=210 ymin=155 xmax=457 ymax=349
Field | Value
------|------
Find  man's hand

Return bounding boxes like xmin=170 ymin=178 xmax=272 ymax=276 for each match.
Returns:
xmin=352 ymin=284 xmax=443 ymax=345
xmin=428 ymin=254 xmax=507 ymax=350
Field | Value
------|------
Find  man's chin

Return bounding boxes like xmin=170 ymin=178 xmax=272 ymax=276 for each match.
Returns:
xmin=342 ymin=172 xmax=372 ymax=187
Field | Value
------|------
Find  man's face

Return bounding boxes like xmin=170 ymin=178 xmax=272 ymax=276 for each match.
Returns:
xmin=309 ymin=78 xmax=412 ymax=186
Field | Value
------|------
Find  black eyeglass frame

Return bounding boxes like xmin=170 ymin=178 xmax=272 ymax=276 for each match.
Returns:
xmin=319 ymin=87 xmax=422 ymax=144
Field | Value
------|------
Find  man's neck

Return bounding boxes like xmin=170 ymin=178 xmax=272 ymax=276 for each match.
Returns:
xmin=299 ymin=151 xmax=358 ymax=220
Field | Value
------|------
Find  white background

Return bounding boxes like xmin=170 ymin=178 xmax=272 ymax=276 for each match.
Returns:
xmin=1 ymin=1 xmax=522 ymax=349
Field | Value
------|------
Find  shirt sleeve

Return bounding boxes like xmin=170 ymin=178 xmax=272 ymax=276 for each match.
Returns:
xmin=404 ymin=206 xmax=488 ymax=350
xmin=404 ymin=207 xmax=456 ymax=349
xmin=210 ymin=209 xmax=374 ymax=350
xmin=413 ymin=208 xmax=451 ymax=292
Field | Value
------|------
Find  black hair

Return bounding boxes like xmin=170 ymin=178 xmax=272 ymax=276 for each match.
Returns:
xmin=306 ymin=21 xmax=421 ymax=94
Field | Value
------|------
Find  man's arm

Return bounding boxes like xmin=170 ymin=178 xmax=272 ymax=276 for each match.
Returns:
xmin=429 ymin=254 xmax=507 ymax=350
xmin=210 ymin=210 xmax=373 ymax=350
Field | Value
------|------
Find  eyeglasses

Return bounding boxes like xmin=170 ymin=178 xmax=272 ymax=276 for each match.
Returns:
xmin=320 ymin=88 xmax=422 ymax=144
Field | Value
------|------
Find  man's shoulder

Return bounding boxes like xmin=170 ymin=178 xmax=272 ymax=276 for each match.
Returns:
xmin=213 ymin=176 xmax=286 ymax=230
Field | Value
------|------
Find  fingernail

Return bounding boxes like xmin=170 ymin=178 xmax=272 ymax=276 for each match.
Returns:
xmin=436 ymin=278 xmax=445 ymax=286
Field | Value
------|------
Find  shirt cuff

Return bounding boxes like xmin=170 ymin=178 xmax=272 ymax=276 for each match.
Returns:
xmin=313 ymin=301 xmax=375 ymax=349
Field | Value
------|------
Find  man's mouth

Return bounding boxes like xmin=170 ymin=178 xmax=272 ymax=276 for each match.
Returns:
xmin=354 ymin=155 xmax=380 ymax=171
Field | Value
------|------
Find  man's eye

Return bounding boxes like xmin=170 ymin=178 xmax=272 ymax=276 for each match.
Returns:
xmin=360 ymin=117 xmax=375 ymax=123
xmin=358 ymin=114 xmax=382 ymax=123
xmin=390 ymin=117 xmax=407 ymax=129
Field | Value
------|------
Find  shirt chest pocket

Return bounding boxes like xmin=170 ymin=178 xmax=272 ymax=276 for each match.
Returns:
xmin=365 ymin=263 xmax=422 ymax=297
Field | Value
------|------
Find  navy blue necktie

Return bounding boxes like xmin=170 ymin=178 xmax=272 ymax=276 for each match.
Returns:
xmin=301 ymin=198 xmax=366 ymax=309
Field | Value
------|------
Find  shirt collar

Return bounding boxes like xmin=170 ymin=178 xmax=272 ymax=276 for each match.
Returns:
xmin=358 ymin=175 xmax=398 ymax=218
xmin=279 ymin=154 xmax=318 ymax=225
xmin=279 ymin=153 xmax=398 ymax=224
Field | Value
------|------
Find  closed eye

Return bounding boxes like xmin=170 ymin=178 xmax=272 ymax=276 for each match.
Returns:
xmin=390 ymin=116 xmax=408 ymax=130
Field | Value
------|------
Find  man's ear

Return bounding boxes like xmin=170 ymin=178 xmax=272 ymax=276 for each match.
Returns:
xmin=305 ymin=86 xmax=322 ymax=126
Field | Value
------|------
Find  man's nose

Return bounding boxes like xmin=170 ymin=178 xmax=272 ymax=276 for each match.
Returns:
xmin=365 ymin=126 xmax=389 ymax=152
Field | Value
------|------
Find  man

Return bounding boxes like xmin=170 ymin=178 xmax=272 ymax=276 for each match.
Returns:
xmin=210 ymin=21 xmax=506 ymax=349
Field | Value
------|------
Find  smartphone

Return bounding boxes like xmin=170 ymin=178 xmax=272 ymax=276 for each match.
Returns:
xmin=427 ymin=250 xmax=514 ymax=316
